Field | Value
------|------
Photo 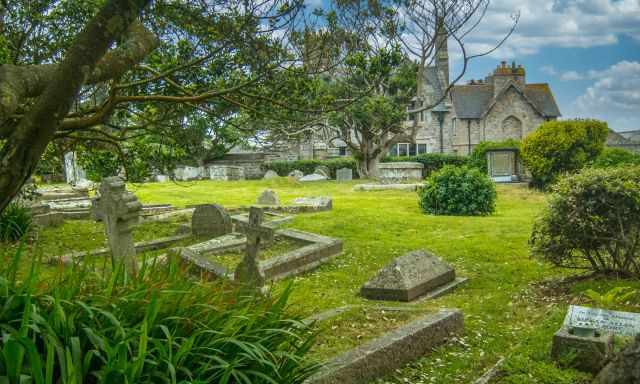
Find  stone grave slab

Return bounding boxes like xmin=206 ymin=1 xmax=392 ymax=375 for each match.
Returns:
xmin=353 ymin=183 xmax=421 ymax=192
xmin=256 ymin=189 xmax=280 ymax=206
xmin=336 ymin=168 xmax=353 ymax=182
xmin=191 ymin=204 xmax=232 ymax=238
xmin=361 ymin=250 xmax=461 ymax=302
xmin=299 ymin=174 xmax=327 ymax=182
xmin=307 ymin=310 xmax=463 ymax=384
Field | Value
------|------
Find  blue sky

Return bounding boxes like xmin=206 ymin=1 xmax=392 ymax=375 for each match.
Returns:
xmin=445 ymin=0 xmax=640 ymax=132
xmin=305 ymin=0 xmax=640 ymax=131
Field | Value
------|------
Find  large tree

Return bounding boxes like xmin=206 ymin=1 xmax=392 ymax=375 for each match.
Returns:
xmin=0 ymin=0 xmax=346 ymax=212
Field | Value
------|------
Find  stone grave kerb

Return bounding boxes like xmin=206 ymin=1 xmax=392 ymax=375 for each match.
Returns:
xmin=96 ymin=177 xmax=142 ymax=266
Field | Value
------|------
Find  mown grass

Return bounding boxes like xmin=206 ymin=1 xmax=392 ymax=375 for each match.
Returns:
xmin=4 ymin=177 xmax=640 ymax=383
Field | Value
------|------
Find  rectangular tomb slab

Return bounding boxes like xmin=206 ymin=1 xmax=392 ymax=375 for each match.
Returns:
xmin=551 ymin=326 xmax=614 ymax=373
xmin=307 ymin=310 xmax=463 ymax=384
xmin=361 ymin=250 xmax=457 ymax=302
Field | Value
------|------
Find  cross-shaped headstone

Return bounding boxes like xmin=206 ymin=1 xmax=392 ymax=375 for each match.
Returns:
xmin=234 ymin=207 xmax=269 ymax=290
xmin=96 ymin=177 xmax=142 ymax=271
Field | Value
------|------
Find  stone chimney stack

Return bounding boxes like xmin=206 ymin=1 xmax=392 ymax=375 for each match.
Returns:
xmin=491 ymin=61 xmax=526 ymax=97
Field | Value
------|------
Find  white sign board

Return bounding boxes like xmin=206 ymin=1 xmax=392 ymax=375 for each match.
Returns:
xmin=564 ymin=305 xmax=640 ymax=337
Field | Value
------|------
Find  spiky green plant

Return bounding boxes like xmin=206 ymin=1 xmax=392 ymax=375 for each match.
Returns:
xmin=0 ymin=251 xmax=319 ymax=383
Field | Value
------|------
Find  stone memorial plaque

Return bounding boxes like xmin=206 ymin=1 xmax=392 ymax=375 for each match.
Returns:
xmin=564 ymin=305 xmax=640 ymax=337
xmin=191 ymin=204 xmax=232 ymax=238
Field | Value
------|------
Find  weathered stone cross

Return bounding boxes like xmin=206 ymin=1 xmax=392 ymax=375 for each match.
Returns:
xmin=234 ymin=206 xmax=269 ymax=290
xmin=96 ymin=177 xmax=142 ymax=271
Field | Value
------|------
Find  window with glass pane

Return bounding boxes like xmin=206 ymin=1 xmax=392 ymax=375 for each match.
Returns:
xmin=388 ymin=144 xmax=398 ymax=157
xmin=398 ymin=143 xmax=409 ymax=157
xmin=417 ymin=144 xmax=427 ymax=154
xmin=409 ymin=144 xmax=417 ymax=156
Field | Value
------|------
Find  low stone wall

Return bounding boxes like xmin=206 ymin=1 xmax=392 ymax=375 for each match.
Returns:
xmin=377 ymin=162 xmax=424 ymax=184
xmin=208 ymin=165 xmax=245 ymax=181
xmin=307 ymin=310 xmax=463 ymax=384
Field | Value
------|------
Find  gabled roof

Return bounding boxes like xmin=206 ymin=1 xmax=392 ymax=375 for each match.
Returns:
xmin=450 ymin=82 xmax=561 ymax=119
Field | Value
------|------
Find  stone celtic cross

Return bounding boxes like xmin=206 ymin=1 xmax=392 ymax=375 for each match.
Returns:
xmin=96 ymin=177 xmax=142 ymax=270
xmin=234 ymin=207 xmax=269 ymax=290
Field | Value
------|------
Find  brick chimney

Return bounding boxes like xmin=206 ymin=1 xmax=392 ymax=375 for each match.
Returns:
xmin=491 ymin=61 xmax=526 ymax=97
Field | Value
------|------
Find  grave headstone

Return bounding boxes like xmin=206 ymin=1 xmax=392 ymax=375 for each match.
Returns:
xmin=257 ymin=189 xmax=280 ymax=206
xmin=361 ymin=250 xmax=456 ymax=302
xmin=336 ymin=168 xmax=353 ymax=182
xmin=63 ymin=152 xmax=87 ymax=185
xmin=234 ymin=207 xmax=269 ymax=290
xmin=191 ymin=204 xmax=232 ymax=238
xmin=551 ymin=326 xmax=614 ymax=373
xmin=288 ymin=170 xmax=304 ymax=180
xmin=263 ymin=170 xmax=279 ymax=179
xmin=96 ymin=177 xmax=142 ymax=268
xmin=314 ymin=165 xmax=330 ymax=178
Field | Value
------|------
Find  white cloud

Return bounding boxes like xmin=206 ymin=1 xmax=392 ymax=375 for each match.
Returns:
xmin=541 ymin=65 xmax=558 ymax=76
xmin=559 ymin=70 xmax=584 ymax=81
xmin=456 ymin=0 xmax=640 ymax=58
xmin=570 ymin=61 xmax=640 ymax=130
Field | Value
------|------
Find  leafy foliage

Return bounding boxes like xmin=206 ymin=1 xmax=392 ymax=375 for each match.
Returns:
xmin=77 ymin=147 xmax=121 ymax=182
xmin=591 ymin=147 xmax=640 ymax=169
xmin=0 ymin=251 xmax=319 ymax=383
xmin=0 ymin=203 xmax=31 ymax=242
xmin=418 ymin=165 xmax=496 ymax=216
xmin=521 ymin=120 xmax=609 ymax=189
xmin=584 ymin=287 xmax=638 ymax=310
xmin=530 ymin=166 xmax=640 ymax=277
xmin=469 ymin=139 xmax=521 ymax=173
xmin=263 ymin=158 xmax=358 ymax=178
xmin=383 ymin=153 xmax=471 ymax=177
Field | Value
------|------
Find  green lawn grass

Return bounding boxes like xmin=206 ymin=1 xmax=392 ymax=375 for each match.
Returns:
xmin=5 ymin=178 xmax=639 ymax=383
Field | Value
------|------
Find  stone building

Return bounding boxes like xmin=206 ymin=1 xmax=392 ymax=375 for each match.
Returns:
xmin=394 ymin=27 xmax=561 ymax=156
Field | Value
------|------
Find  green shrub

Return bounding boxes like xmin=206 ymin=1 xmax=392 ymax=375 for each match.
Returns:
xmin=77 ymin=147 xmax=121 ymax=182
xmin=0 ymin=252 xmax=319 ymax=383
xmin=592 ymin=147 xmax=640 ymax=168
xmin=419 ymin=165 xmax=496 ymax=216
xmin=383 ymin=153 xmax=471 ymax=176
xmin=469 ymin=139 xmax=521 ymax=173
xmin=530 ymin=166 xmax=640 ymax=277
xmin=0 ymin=203 xmax=31 ymax=242
xmin=263 ymin=158 xmax=358 ymax=178
xmin=521 ymin=119 xmax=609 ymax=189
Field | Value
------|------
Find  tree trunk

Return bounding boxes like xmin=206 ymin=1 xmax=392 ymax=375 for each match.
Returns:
xmin=358 ymin=152 xmax=383 ymax=178
xmin=0 ymin=0 xmax=150 ymax=214
xmin=594 ymin=336 xmax=640 ymax=384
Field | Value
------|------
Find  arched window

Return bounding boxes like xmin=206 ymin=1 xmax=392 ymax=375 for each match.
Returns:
xmin=501 ymin=115 xmax=523 ymax=139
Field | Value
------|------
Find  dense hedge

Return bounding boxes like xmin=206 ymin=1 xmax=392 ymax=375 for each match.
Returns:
xmin=469 ymin=139 xmax=521 ymax=173
xmin=521 ymin=119 xmax=609 ymax=189
xmin=262 ymin=158 xmax=358 ymax=178
xmin=592 ymin=147 xmax=640 ymax=168
xmin=383 ymin=153 xmax=471 ymax=176
xmin=418 ymin=165 xmax=496 ymax=216
xmin=531 ymin=166 xmax=640 ymax=277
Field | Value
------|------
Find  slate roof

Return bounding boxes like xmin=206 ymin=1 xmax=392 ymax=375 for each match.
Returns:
xmin=450 ymin=82 xmax=561 ymax=119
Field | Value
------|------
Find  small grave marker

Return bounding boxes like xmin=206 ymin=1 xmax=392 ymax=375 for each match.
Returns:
xmin=336 ymin=168 xmax=353 ymax=182
xmin=257 ymin=189 xmax=280 ymax=205
xmin=96 ymin=177 xmax=142 ymax=269
xmin=191 ymin=204 xmax=232 ymax=238
xmin=234 ymin=207 xmax=269 ymax=290
xmin=564 ymin=305 xmax=640 ymax=337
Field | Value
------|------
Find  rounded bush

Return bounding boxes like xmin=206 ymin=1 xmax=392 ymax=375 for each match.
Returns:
xmin=419 ymin=165 xmax=496 ymax=216
xmin=530 ymin=166 xmax=640 ymax=277
xmin=521 ymin=119 xmax=609 ymax=189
